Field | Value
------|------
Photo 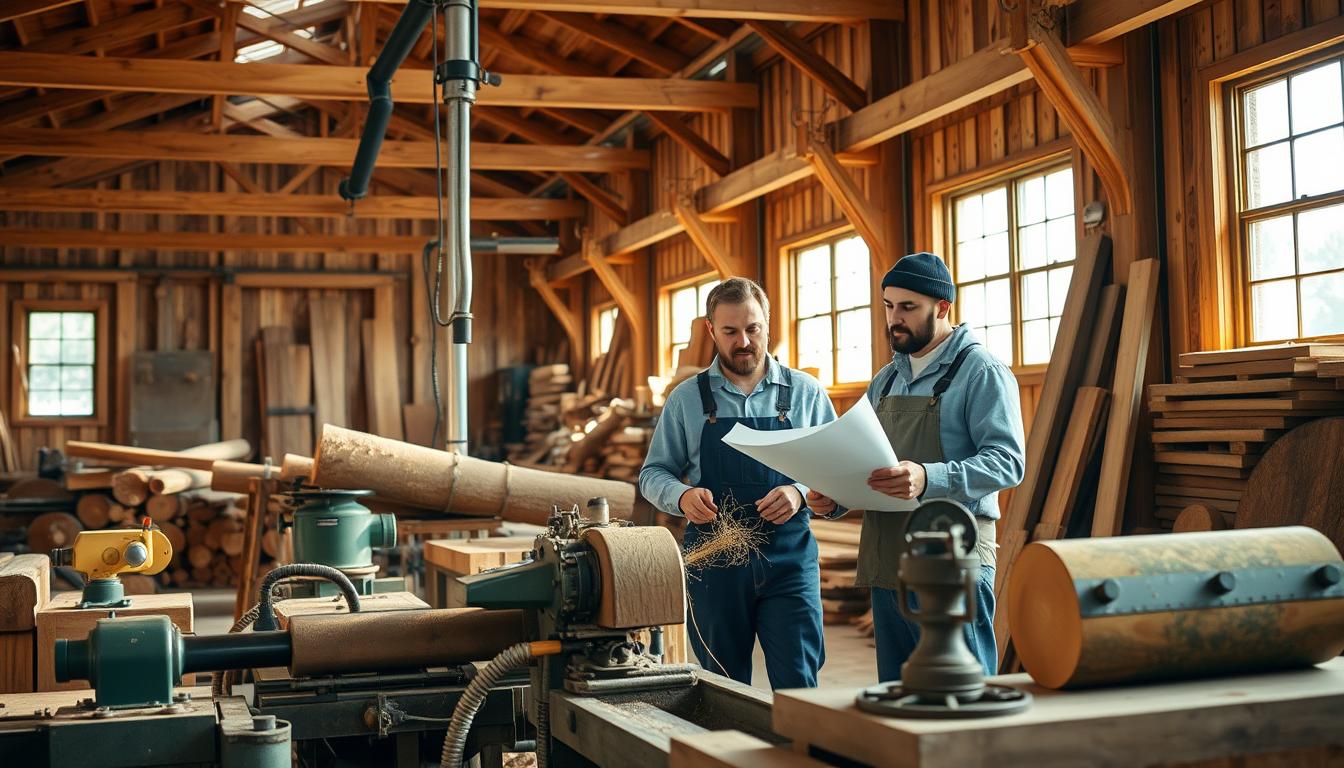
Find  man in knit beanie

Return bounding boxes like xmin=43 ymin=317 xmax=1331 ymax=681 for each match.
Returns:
xmin=807 ymin=252 xmax=1025 ymax=682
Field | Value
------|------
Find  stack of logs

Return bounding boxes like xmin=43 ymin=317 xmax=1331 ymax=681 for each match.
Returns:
xmin=1150 ymin=343 xmax=1344 ymax=531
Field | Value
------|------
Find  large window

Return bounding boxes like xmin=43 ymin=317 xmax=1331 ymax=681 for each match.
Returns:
xmin=1236 ymin=54 xmax=1344 ymax=341
xmin=11 ymin=299 xmax=107 ymax=423
xmin=794 ymin=234 xmax=872 ymax=386
xmin=666 ymin=277 xmax=719 ymax=373
xmin=949 ymin=164 xmax=1075 ymax=367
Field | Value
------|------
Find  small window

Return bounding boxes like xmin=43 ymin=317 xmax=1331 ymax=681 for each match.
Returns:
xmin=949 ymin=164 xmax=1076 ymax=367
xmin=1235 ymin=54 xmax=1344 ymax=341
xmin=12 ymin=299 xmax=107 ymax=424
xmin=595 ymin=305 xmax=619 ymax=356
xmin=793 ymin=234 xmax=872 ymax=386
xmin=666 ymin=277 xmax=719 ymax=373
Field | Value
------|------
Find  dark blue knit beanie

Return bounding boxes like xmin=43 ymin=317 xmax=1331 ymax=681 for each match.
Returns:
xmin=880 ymin=252 xmax=956 ymax=303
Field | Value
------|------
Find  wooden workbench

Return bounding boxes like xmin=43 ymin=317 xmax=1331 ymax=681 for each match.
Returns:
xmin=422 ymin=536 xmax=536 ymax=608
xmin=773 ymin=659 xmax=1344 ymax=767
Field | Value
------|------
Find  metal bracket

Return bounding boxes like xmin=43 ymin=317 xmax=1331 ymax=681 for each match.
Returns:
xmin=1076 ymin=563 xmax=1344 ymax=618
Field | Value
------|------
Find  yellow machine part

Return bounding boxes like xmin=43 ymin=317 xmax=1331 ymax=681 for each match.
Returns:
xmin=65 ymin=527 xmax=174 ymax=579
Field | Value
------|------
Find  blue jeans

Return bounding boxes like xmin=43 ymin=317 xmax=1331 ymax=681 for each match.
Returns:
xmin=870 ymin=564 xmax=998 ymax=683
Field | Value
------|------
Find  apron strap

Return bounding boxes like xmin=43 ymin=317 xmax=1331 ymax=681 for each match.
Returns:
xmin=931 ymin=343 xmax=981 ymax=400
xmin=696 ymin=369 xmax=717 ymax=424
xmin=774 ymin=362 xmax=793 ymax=422
xmin=878 ymin=365 xmax=900 ymax=399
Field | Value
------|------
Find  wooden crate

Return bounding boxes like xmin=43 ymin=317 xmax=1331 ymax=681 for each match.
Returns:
xmin=273 ymin=590 xmax=428 ymax=630
xmin=36 ymin=592 xmax=193 ymax=692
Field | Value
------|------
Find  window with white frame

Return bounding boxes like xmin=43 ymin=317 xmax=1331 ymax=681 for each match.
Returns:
xmin=794 ymin=234 xmax=872 ymax=386
xmin=595 ymin=305 xmax=618 ymax=356
xmin=950 ymin=164 xmax=1076 ymax=367
xmin=11 ymin=299 xmax=106 ymax=423
xmin=1236 ymin=53 xmax=1344 ymax=341
xmin=666 ymin=277 xmax=719 ymax=373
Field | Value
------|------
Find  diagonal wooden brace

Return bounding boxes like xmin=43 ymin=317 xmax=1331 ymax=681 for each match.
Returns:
xmin=527 ymin=259 xmax=583 ymax=364
xmin=804 ymin=137 xmax=890 ymax=277
xmin=672 ymin=197 xmax=743 ymax=279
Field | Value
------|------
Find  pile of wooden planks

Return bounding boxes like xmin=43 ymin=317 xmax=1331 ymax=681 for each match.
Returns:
xmin=589 ymin=318 xmax=633 ymax=398
xmin=506 ymin=365 xmax=576 ymax=466
xmin=811 ymin=519 xmax=867 ymax=626
xmin=1150 ymin=343 xmax=1344 ymax=530
xmin=596 ymin=424 xmax=654 ymax=483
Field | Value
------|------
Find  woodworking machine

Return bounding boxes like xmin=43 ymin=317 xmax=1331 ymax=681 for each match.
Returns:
xmin=49 ymin=519 xmax=173 ymax=609
xmin=4 ymin=498 xmax=776 ymax=767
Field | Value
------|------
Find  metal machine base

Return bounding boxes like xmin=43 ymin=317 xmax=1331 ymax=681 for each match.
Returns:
xmin=77 ymin=578 xmax=131 ymax=609
xmin=855 ymin=683 xmax=1032 ymax=719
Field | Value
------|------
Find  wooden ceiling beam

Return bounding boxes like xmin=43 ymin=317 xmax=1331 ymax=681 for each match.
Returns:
xmin=0 ymin=52 xmax=758 ymax=111
xmin=1066 ymin=0 xmax=1205 ymax=46
xmin=0 ymin=127 xmax=652 ymax=171
xmin=804 ymin=138 xmax=889 ymax=277
xmin=474 ymin=106 xmax=577 ymax=146
xmin=644 ymin=111 xmax=730 ymax=177
xmin=537 ymin=11 xmax=688 ymax=75
xmin=181 ymin=0 xmax=348 ymax=67
xmin=335 ymin=0 xmax=903 ymax=23
xmin=18 ymin=4 xmax=203 ymax=55
xmin=671 ymin=17 xmax=737 ymax=42
xmin=0 ymin=187 xmax=586 ymax=220
xmin=0 ymin=226 xmax=431 ymax=253
xmin=1 ymin=0 xmax=81 ymax=24
xmin=477 ymin=21 xmax=605 ymax=78
xmin=673 ymin=197 xmax=743 ymax=279
xmin=746 ymin=20 xmax=867 ymax=112
xmin=558 ymin=172 xmax=627 ymax=225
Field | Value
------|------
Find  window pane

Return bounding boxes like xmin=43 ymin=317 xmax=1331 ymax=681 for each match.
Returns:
xmin=61 ymin=312 xmax=95 ymax=339
xmin=957 ymin=194 xmax=983 ymax=241
xmin=671 ymin=287 xmax=697 ymax=342
xmin=1021 ymin=272 xmax=1048 ymax=321
xmin=1292 ymin=127 xmax=1344 ymax=198
xmin=797 ymin=245 xmax=830 ymax=282
xmin=958 ymin=282 xmax=986 ymax=328
xmin=1290 ymin=61 xmax=1343 ymax=135
xmin=984 ymin=278 xmax=1011 ymax=326
xmin=836 ymin=309 xmax=872 ymax=383
xmin=29 ymin=365 xmax=60 ymax=390
xmin=29 ymin=312 xmax=62 ymax=340
xmin=1046 ymin=217 xmax=1075 ymax=264
xmin=1021 ymin=318 xmax=1052 ymax=365
xmin=60 ymin=365 xmax=93 ymax=390
xmin=1298 ymin=203 xmax=1344 ymax=274
xmin=835 ymin=236 xmax=869 ymax=275
xmin=1019 ymin=222 xmax=1047 ymax=270
xmin=983 ymin=232 xmax=1010 ymax=277
xmin=61 ymin=339 xmax=94 ymax=365
xmin=1045 ymin=168 xmax=1074 ymax=219
xmin=29 ymin=340 xmax=60 ymax=364
xmin=797 ymin=277 xmax=831 ymax=317
xmin=835 ymin=238 xmax=871 ymax=310
xmin=956 ymin=238 xmax=985 ymax=283
xmin=29 ymin=390 xmax=60 ymax=416
xmin=1301 ymin=271 xmax=1344 ymax=337
xmin=797 ymin=316 xmax=833 ymax=386
xmin=987 ymin=324 xmax=1014 ymax=365
xmin=1244 ymin=79 xmax=1290 ymax=146
xmin=1048 ymin=265 xmax=1073 ymax=317
xmin=697 ymin=280 xmax=720 ymax=313
xmin=1250 ymin=279 xmax=1299 ymax=341
xmin=1247 ymin=214 xmax=1297 ymax=280
xmin=61 ymin=391 xmax=93 ymax=417
xmin=1018 ymin=175 xmax=1046 ymax=225
xmin=1245 ymin=141 xmax=1293 ymax=208
xmin=982 ymin=187 xmax=1009 ymax=234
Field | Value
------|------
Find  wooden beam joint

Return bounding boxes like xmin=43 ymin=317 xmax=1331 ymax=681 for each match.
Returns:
xmin=804 ymin=138 xmax=889 ymax=275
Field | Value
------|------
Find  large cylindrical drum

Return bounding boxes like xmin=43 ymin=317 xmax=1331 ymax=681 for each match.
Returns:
xmin=1008 ymin=526 xmax=1344 ymax=689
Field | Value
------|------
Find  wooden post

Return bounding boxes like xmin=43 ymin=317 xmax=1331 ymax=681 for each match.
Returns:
xmin=234 ymin=477 xmax=270 ymax=622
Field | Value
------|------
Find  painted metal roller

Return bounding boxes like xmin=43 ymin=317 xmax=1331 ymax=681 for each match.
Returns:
xmin=287 ymin=607 xmax=528 ymax=676
xmin=1008 ymin=526 xmax=1344 ymax=689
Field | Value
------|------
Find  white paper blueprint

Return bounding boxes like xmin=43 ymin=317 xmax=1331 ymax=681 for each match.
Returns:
xmin=722 ymin=397 xmax=917 ymax=512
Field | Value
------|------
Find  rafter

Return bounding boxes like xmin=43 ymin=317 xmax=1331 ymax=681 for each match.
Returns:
xmin=0 ymin=52 xmax=758 ymax=112
xmin=527 ymin=260 xmax=583 ymax=360
xmin=746 ymin=20 xmax=867 ymax=112
xmin=0 ymin=226 xmax=429 ymax=253
xmin=181 ymin=0 xmax=348 ymax=67
xmin=478 ymin=21 xmax=605 ymax=78
xmin=21 ymin=4 xmax=203 ymax=55
xmin=475 ymin=107 xmax=576 ymax=146
xmin=804 ymin=138 xmax=889 ymax=276
xmin=558 ymin=172 xmax=627 ymax=226
xmin=645 ymin=112 xmax=731 ymax=177
xmin=1 ymin=0 xmax=81 ymax=24
xmin=673 ymin=197 xmax=743 ymax=278
xmin=0 ymin=187 xmax=585 ymax=220
xmin=335 ymin=0 xmax=903 ymax=23
xmin=1066 ymin=0 xmax=1205 ymax=46
xmin=0 ymin=128 xmax=652 ymax=172
xmin=537 ymin=12 xmax=688 ymax=75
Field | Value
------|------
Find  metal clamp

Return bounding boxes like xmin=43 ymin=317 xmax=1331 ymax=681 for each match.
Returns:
xmin=1076 ymin=563 xmax=1344 ymax=618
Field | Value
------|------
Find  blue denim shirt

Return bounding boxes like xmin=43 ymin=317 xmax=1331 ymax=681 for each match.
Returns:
xmin=639 ymin=357 xmax=837 ymax=516
xmin=865 ymin=324 xmax=1026 ymax=520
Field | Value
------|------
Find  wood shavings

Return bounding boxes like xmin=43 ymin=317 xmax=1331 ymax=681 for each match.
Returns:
xmin=682 ymin=491 xmax=767 ymax=574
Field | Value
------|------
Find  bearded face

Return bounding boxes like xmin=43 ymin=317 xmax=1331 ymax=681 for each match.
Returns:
xmin=708 ymin=298 xmax=768 ymax=377
xmin=887 ymin=304 xmax=937 ymax=355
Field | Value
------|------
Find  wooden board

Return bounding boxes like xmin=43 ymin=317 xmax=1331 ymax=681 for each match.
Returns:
xmin=1150 ymin=428 xmax=1282 ymax=444
xmin=308 ymin=294 xmax=349 ymax=430
xmin=1153 ymin=415 xmax=1311 ymax=429
xmin=1152 ymin=450 xmax=1259 ymax=468
xmin=273 ymin=590 xmax=427 ymax=630
xmin=402 ymin=402 xmax=437 ymax=448
xmin=1237 ymin=417 xmax=1344 ymax=554
xmin=1154 ymin=484 xmax=1242 ymax=501
xmin=423 ymin=536 xmax=535 ymax=576
xmin=1150 ymin=397 xmax=1344 ymax=413
xmin=0 ymin=630 xmax=34 ymax=694
xmin=0 ymin=554 xmax=49 ymax=632
xmin=361 ymin=317 xmax=404 ymax=441
xmin=1036 ymin=387 xmax=1109 ymax=537
xmin=772 ymin=659 xmax=1344 ymax=768
xmin=1153 ymin=463 xmax=1254 ymax=480
xmin=1175 ymin=357 xmax=1325 ymax=380
xmin=36 ymin=591 xmax=193 ymax=691
xmin=1091 ymin=258 xmax=1160 ymax=537
xmin=669 ymin=731 xmax=827 ymax=768
xmin=1150 ymin=377 xmax=1336 ymax=397
xmin=1154 ymin=474 xmax=1247 ymax=492
xmin=1080 ymin=284 xmax=1123 ymax=388
xmin=1178 ymin=343 xmax=1344 ymax=367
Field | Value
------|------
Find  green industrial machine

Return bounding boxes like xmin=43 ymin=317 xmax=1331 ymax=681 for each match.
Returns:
xmin=278 ymin=487 xmax=402 ymax=597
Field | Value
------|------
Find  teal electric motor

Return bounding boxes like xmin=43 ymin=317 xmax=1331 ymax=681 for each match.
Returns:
xmin=282 ymin=488 xmax=398 ymax=596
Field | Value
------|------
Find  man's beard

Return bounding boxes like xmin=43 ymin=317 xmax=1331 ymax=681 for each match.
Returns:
xmin=888 ymin=309 xmax=936 ymax=355
xmin=719 ymin=342 xmax=765 ymax=376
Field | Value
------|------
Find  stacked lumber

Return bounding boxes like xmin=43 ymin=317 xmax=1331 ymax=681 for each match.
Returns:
xmin=597 ymin=424 xmax=654 ymax=483
xmin=811 ymin=519 xmax=867 ymax=625
xmin=665 ymin=316 xmax=716 ymax=396
xmin=507 ymin=365 xmax=576 ymax=466
xmin=1149 ymin=343 xmax=1344 ymax=530
xmin=588 ymin=320 xmax=633 ymax=398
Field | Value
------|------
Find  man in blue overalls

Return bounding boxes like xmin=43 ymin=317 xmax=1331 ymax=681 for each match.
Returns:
xmin=808 ymin=253 xmax=1025 ymax=682
xmin=640 ymin=277 xmax=839 ymax=690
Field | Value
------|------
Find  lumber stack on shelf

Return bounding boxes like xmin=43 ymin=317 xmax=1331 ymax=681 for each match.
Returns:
xmin=507 ymin=364 xmax=576 ymax=466
xmin=1149 ymin=343 xmax=1344 ymax=530
xmin=811 ymin=519 xmax=867 ymax=626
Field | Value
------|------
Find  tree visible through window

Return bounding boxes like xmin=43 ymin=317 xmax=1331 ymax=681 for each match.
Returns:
xmin=1236 ymin=54 xmax=1344 ymax=341
xmin=950 ymin=164 xmax=1076 ymax=367
xmin=26 ymin=310 xmax=97 ymax=417
xmin=667 ymin=277 xmax=719 ymax=373
xmin=794 ymin=234 xmax=872 ymax=386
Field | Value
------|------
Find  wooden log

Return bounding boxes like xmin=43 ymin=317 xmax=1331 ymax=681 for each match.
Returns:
xmin=146 ymin=494 xmax=186 ymax=524
xmin=209 ymin=460 xmax=275 ymax=493
xmin=261 ymin=528 xmax=282 ymax=559
xmin=186 ymin=522 xmax=207 ymax=547
xmin=147 ymin=468 xmax=207 ymax=495
xmin=279 ymin=453 xmax=314 ymax=483
xmin=64 ymin=468 xmax=117 ymax=490
xmin=106 ymin=503 xmax=130 ymax=524
xmin=1237 ymin=417 xmax=1344 ymax=554
xmin=312 ymin=424 xmax=636 ymax=525
xmin=1007 ymin=527 xmax=1344 ymax=689
xmin=1172 ymin=503 xmax=1229 ymax=533
xmin=111 ymin=468 xmax=153 ymax=506
xmin=0 ymin=554 xmax=50 ymax=632
xmin=188 ymin=544 xmax=213 ymax=570
xmin=159 ymin=520 xmax=186 ymax=564
xmin=26 ymin=512 xmax=81 ymax=553
xmin=221 ymin=530 xmax=246 ymax=557
xmin=64 ymin=438 xmax=252 ymax=470
xmin=120 ymin=574 xmax=157 ymax=595
xmin=75 ymin=493 xmax=113 ymax=529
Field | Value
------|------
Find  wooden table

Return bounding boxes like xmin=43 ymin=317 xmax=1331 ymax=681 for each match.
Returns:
xmin=773 ymin=659 xmax=1344 ymax=767
xmin=422 ymin=536 xmax=535 ymax=608
xmin=397 ymin=517 xmax=502 ymax=597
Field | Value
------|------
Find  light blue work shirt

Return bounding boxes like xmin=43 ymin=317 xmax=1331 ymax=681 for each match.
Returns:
xmin=865 ymin=324 xmax=1026 ymax=520
xmin=639 ymin=357 xmax=838 ymax=516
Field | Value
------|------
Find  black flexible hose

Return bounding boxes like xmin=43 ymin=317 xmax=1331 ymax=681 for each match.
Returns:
xmin=253 ymin=564 xmax=361 ymax=632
